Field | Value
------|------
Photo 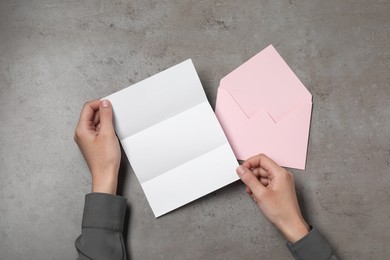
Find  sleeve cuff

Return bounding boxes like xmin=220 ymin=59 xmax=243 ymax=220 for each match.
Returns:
xmin=81 ymin=193 xmax=127 ymax=232
xmin=287 ymin=227 xmax=334 ymax=260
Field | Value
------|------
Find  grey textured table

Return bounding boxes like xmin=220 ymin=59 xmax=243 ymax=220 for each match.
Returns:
xmin=1 ymin=1 xmax=389 ymax=259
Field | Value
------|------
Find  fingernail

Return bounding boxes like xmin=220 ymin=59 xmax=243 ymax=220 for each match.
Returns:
xmin=101 ymin=99 xmax=110 ymax=108
xmin=237 ymin=165 xmax=247 ymax=176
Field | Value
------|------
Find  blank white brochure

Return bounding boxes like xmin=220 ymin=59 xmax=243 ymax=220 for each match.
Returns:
xmin=105 ymin=59 xmax=238 ymax=217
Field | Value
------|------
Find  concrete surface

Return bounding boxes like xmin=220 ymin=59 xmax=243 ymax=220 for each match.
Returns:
xmin=1 ymin=0 xmax=389 ymax=259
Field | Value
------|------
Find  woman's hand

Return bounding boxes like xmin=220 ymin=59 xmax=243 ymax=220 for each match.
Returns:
xmin=236 ymin=154 xmax=309 ymax=243
xmin=74 ymin=99 xmax=121 ymax=195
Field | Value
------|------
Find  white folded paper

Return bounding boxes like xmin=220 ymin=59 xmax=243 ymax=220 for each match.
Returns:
xmin=105 ymin=59 xmax=238 ymax=217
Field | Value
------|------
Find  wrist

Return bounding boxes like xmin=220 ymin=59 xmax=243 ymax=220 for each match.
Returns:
xmin=91 ymin=172 xmax=118 ymax=195
xmin=278 ymin=216 xmax=310 ymax=243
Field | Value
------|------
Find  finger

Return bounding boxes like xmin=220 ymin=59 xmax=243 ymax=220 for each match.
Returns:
xmin=98 ymin=99 xmax=115 ymax=133
xmin=236 ymin=165 xmax=266 ymax=198
xmin=75 ymin=100 xmax=100 ymax=140
xmin=243 ymin=154 xmax=281 ymax=176
xmin=246 ymin=186 xmax=252 ymax=194
xmin=252 ymin=168 xmax=261 ymax=178
xmin=93 ymin=110 xmax=100 ymax=126
xmin=79 ymin=100 xmax=100 ymax=123
xmin=259 ymin=177 xmax=270 ymax=186
xmin=252 ymin=168 xmax=268 ymax=178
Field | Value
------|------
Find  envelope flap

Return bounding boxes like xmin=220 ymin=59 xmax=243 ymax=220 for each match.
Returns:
xmin=220 ymin=45 xmax=312 ymax=123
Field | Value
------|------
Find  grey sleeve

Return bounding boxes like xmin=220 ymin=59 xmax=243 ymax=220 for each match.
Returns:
xmin=75 ymin=193 xmax=128 ymax=260
xmin=287 ymin=227 xmax=338 ymax=260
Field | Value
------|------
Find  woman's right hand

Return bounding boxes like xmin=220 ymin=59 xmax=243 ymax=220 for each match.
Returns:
xmin=236 ymin=154 xmax=309 ymax=243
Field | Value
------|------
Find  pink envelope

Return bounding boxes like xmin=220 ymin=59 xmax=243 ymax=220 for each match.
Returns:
xmin=215 ymin=45 xmax=312 ymax=170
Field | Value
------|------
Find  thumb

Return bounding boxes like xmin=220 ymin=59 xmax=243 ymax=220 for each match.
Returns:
xmin=99 ymin=99 xmax=115 ymax=132
xmin=236 ymin=165 xmax=266 ymax=197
